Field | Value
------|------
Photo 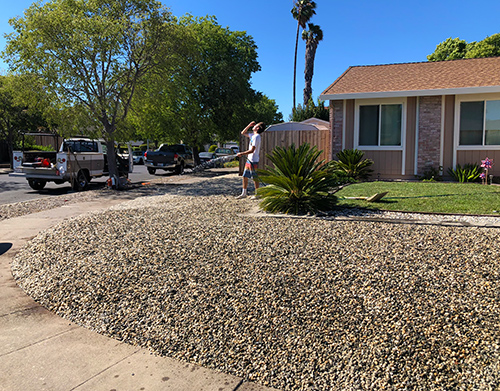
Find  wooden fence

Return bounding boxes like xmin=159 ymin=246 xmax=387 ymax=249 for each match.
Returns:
xmin=239 ymin=127 xmax=331 ymax=174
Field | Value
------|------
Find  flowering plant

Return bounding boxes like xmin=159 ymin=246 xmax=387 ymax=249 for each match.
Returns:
xmin=480 ymin=157 xmax=494 ymax=184
xmin=481 ymin=157 xmax=493 ymax=170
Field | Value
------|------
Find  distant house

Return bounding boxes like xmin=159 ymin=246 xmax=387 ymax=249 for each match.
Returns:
xmin=320 ymin=57 xmax=500 ymax=179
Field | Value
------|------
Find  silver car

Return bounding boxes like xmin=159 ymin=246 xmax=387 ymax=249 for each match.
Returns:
xmin=132 ymin=150 xmax=145 ymax=165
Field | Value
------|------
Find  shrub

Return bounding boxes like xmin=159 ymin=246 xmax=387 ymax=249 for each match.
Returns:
xmin=418 ymin=166 xmax=443 ymax=182
xmin=289 ymin=98 xmax=329 ymax=122
xmin=447 ymin=163 xmax=481 ymax=182
xmin=256 ymin=143 xmax=346 ymax=215
xmin=208 ymin=145 xmax=217 ymax=153
xmin=328 ymin=149 xmax=374 ymax=180
xmin=25 ymin=144 xmax=56 ymax=152
xmin=223 ymin=160 xmax=239 ymax=168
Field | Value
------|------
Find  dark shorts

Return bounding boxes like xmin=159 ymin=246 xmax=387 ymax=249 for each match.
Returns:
xmin=242 ymin=160 xmax=258 ymax=179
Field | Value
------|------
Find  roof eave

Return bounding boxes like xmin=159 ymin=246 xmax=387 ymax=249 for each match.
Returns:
xmin=319 ymin=85 xmax=500 ymax=101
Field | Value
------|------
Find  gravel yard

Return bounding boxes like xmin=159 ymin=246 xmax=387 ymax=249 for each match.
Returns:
xmin=10 ymin=174 xmax=500 ymax=390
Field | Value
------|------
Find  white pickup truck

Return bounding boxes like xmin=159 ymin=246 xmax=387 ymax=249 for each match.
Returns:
xmin=12 ymin=138 xmax=132 ymax=191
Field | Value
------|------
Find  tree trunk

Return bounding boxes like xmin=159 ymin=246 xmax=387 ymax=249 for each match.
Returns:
xmin=105 ymin=137 xmax=122 ymax=189
xmin=303 ymin=41 xmax=318 ymax=107
xmin=7 ymin=130 xmax=14 ymax=169
xmin=293 ymin=22 xmax=300 ymax=110
xmin=193 ymin=145 xmax=200 ymax=166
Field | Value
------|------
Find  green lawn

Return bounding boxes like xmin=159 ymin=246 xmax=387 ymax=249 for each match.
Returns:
xmin=335 ymin=181 xmax=500 ymax=215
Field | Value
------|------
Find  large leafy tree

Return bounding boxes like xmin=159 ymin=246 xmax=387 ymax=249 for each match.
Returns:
xmin=245 ymin=92 xmax=283 ymax=126
xmin=2 ymin=0 xmax=174 ymax=184
xmin=427 ymin=37 xmax=470 ymax=61
xmin=466 ymin=33 xmax=500 ymax=58
xmin=302 ymin=23 xmax=323 ymax=107
xmin=290 ymin=98 xmax=329 ymax=122
xmin=0 ymin=74 xmax=52 ymax=167
xmin=427 ymin=34 xmax=500 ymax=61
xmin=291 ymin=0 xmax=316 ymax=110
xmin=132 ymin=15 xmax=266 ymax=158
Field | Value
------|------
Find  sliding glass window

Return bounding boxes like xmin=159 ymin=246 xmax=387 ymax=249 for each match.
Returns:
xmin=359 ymin=104 xmax=402 ymax=147
xmin=460 ymin=99 xmax=500 ymax=146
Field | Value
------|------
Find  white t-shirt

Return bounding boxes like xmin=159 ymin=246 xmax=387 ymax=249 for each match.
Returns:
xmin=248 ymin=133 xmax=261 ymax=163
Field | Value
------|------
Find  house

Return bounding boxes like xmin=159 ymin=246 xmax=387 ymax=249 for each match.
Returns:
xmin=319 ymin=57 xmax=500 ymax=179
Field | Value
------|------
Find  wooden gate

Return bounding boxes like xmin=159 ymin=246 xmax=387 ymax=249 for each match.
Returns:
xmin=239 ymin=127 xmax=331 ymax=174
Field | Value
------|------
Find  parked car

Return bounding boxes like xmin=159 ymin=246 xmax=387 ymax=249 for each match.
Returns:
xmin=132 ymin=150 xmax=145 ymax=165
xmin=231 ymin=146 xmax=239 ymax=155
xmin=198 ymin=151 xmax=216 ymax=163
xmin=215 ymin=148 xmax=235 ymax=157
xmin=145 ymin=144 xmax=194 ymax=175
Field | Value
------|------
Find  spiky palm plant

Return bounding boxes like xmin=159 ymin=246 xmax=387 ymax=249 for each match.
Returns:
xmin=447 ymin=163 xmax=481 ymax=182
xmin=328 ymin=149 xmax=374 ymax=180
xmin=256 ymin=143 xmax=341 ymax=215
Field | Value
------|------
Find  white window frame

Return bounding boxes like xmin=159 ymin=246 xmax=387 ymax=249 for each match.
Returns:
xmin=354 ymin=98 xmax=406 ymax=151
xmin=455 ymin=93 xmax=500 ymax=151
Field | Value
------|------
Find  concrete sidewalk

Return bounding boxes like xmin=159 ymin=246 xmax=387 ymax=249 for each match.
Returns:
xmin=0 ymin=199 xmax=277 ymax=391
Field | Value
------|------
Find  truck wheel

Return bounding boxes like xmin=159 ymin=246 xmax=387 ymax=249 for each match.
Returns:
xmin=175 ymin=163 xmax=184 ymax=175
xmin=72 ymin=170 xmax=89 ymax=191
xmin=28 ymin=179 xmax=47 ymax=190
xmin=147 ymin=167 xmax=156 ymax=175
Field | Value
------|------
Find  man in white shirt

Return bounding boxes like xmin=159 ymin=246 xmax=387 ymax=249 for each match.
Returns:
xmin=236 ymin=121 xmax=266 ymax=199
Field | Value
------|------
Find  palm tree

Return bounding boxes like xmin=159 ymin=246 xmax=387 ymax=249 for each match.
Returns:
xmin=302 ymin=23 xmax=323 ymax=107
xmin=291 ymin=1 xmax=316 ymax=110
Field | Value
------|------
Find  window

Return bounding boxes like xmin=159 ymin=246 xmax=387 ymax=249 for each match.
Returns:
xmin=359 ymin=104 xmax=402 ymax=146
xmin=64 ymin=140 xmax=98 ymax=152
xmin=486 ymin=100 xmax=500 ymax=145
xmin=160 ymin=145 xmax=184 ymax=153
xmin=459 ymin=99 xmax=500 ymax=146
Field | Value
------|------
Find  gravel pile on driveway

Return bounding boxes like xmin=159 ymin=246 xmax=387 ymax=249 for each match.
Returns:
xmin=10 ymin=175 xmax=500 ymax=390
xmin=0 ymin=189 xmax=102 ymax=221
xmin=0 ymin=168 xmax=236 ymax=222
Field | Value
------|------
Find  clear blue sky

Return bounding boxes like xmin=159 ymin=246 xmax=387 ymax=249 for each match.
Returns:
xmin=1 ymin=0 xmax=500 ymax=120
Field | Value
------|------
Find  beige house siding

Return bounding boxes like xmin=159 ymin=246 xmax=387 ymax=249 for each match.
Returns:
xmin=364 ymin=150 xmax=403 ymax=179
xmin=456 ymin=150 xmax=500 ymax=176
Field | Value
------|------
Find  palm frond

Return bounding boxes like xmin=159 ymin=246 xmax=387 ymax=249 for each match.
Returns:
xmin=327 ymin=149 xmax=374 ymax=180
xmin=256 ymin=143 xmax=346 ymax=215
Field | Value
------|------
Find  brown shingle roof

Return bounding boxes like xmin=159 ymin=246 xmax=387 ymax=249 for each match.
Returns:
xmin=321 ymin=57 xmax=500 ymax=98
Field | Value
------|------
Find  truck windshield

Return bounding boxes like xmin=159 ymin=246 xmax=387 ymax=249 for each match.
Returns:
xmin=160 ymin=145 xmax=184 ymax=153
xmin=63 ymin=140 xmax=98 ymax=153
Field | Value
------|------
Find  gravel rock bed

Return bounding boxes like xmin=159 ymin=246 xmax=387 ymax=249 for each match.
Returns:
xmin=11 ymin=176 xmax=500 ymax=390
xmin=0 ymin=190 xmax=103 ymax=221
xmin=0 ymin=169 xmax=236 ymax=222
